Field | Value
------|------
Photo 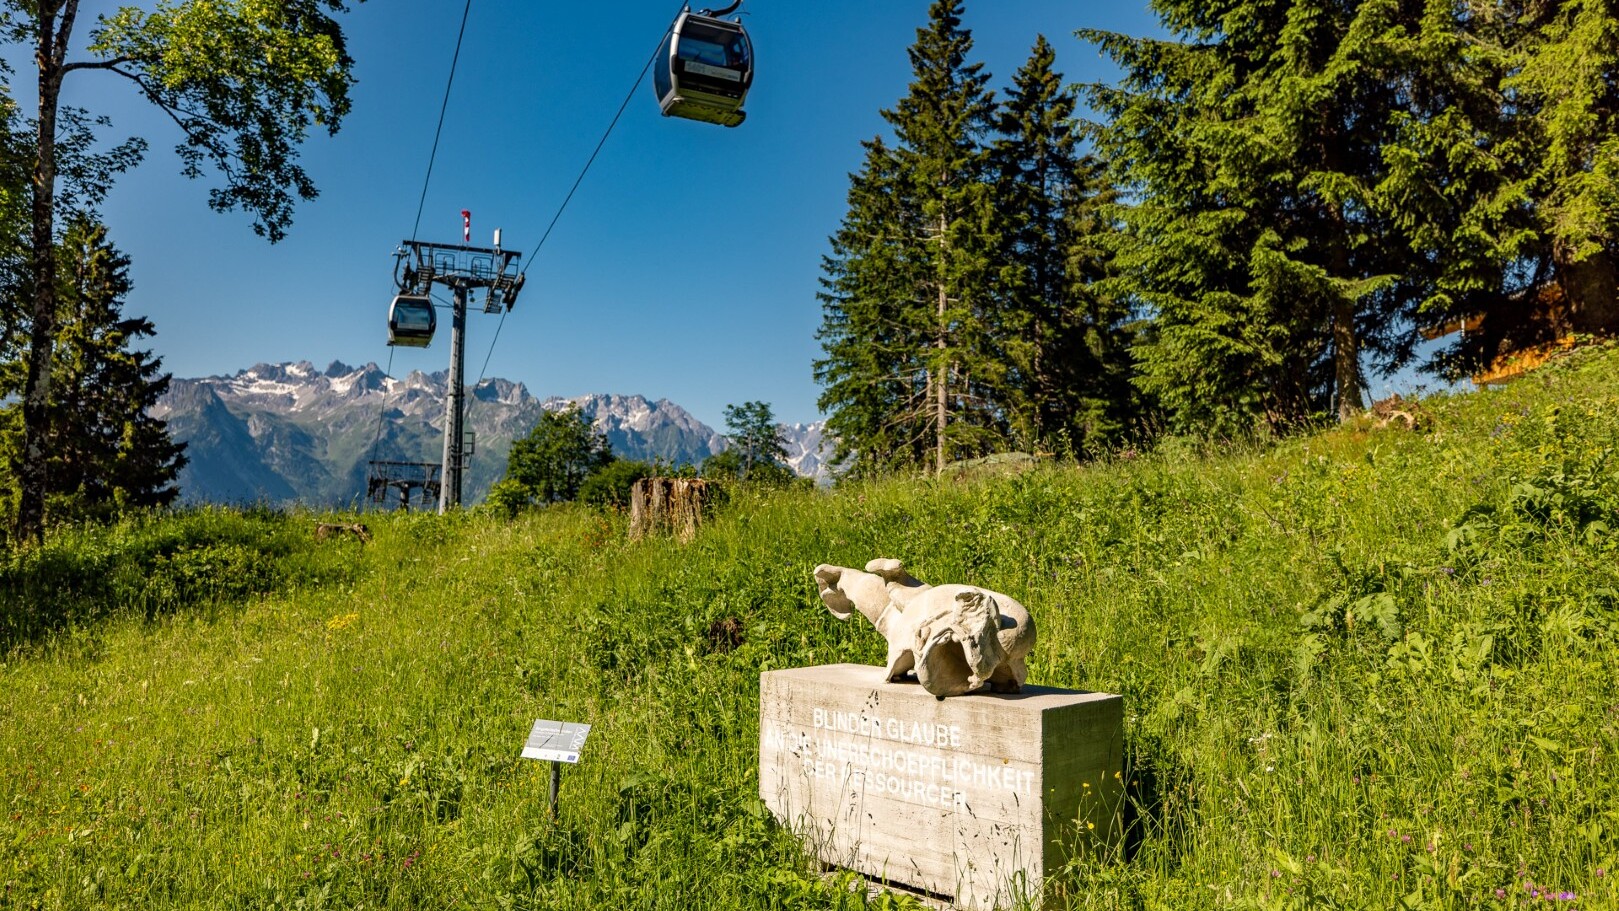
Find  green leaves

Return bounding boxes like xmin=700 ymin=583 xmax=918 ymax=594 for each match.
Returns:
xmin=88 ymin=0 xmax=359 ymax=241
xmin=817 ymin=7 xmax=1135 ymax=474
xmin=490 ymin=407 xmax=614 ymax=514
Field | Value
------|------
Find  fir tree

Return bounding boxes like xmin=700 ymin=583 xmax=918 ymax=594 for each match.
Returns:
xmin=0 ymin=218 xmax=186 ymax=526
xmin=815 ymin=0 xmax=1003 ymax=475
xmin=990 ymin=35 xmax=1132 ymax=454
xmin=815 ymin=137 xmax=933 ymax=475
xmin=1083 ymin=0 xmax=1459 ymax=430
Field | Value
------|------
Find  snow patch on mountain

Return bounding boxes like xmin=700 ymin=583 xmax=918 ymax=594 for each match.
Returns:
xmin=154 ymin=361 xmax=838 ymax=506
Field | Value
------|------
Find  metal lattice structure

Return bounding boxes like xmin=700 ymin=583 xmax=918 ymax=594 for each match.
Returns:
xmin=377 ymin=238 xmax=523 ymax=514
xmin=366 ymin=461 xmax=444 ymax=511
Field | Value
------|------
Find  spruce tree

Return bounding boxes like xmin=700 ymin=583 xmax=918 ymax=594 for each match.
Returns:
xmin=815 ymin=0 xmax=1003 ymax=475
xmin=990 ymin=36 xmax=1132 ymax=454
xmin=815 ymin=137 xmax=933 ymax=475
xmin=0 ymin=218 xmax=186 ymax=526
xmin=1083 ymin=0 xmax=1457 ymax=430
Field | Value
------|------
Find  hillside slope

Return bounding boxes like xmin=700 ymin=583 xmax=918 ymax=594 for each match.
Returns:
xmin=4 ymin=343 xmax=1618 ymax=909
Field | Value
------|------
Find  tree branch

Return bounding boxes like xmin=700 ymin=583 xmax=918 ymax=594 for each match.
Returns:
xmin=53 ymin=0 xmax=80 ymax=71
xmin=105 ymin=66 xmax=242 ymax=185
xmin=62 ymin=56 xmax=135 ymax=75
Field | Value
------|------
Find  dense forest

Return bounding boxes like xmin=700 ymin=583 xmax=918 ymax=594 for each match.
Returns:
xmin=817 ymin=0 xmax=1619 ymax=476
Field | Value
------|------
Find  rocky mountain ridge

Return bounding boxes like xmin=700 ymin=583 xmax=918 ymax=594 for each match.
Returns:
xmin=152 ymin=360 xmax=832 ymax=506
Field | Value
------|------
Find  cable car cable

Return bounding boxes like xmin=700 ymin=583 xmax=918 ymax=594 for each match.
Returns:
xmin=475 ymin=310 xmax=507 ymax=389
xmin=460 ymin=4 xmax=685 ymax=431
xmin=410 ymin=0 xmax=475 ymax=241
xmin=463 ymin=10 xmax=682 ymax=451
xmin=518 ymin=4 xmax=685 ymax=276
xmin=363 ymin=344 xmax=399 ymax=505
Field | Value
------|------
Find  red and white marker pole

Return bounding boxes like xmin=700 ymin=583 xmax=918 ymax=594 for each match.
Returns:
xmin=461 ymin=209 xmax=471 ymax=244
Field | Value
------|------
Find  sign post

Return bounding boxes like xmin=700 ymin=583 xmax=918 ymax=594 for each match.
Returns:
xmin=521 ymin=719 xmax=591 ymax=818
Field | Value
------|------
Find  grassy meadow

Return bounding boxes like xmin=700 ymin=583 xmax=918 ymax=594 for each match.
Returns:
xmin=4 ymin=344 xmax=1619 ymax=910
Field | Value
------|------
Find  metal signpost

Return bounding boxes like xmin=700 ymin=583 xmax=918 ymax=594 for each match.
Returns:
xmin=521 ymin=719 xmax=591 ymax=817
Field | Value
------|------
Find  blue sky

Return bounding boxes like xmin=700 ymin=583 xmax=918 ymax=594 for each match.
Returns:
xmin=59 ymin=1 xmax=1166 ymax=429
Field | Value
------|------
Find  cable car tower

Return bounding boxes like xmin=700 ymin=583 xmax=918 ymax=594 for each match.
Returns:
xmin=382 ymin=218 xmax=525 ymax=514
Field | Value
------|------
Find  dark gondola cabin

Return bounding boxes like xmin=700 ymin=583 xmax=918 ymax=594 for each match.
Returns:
xmin=388 ymin=294 xmax=436 ymax=348
xmin=653 ymin=8 xmax=753 ymax=127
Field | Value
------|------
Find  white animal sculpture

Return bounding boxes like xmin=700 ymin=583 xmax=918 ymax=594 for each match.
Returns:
xmin=813 ymin=559 xmax=1037 ymax=698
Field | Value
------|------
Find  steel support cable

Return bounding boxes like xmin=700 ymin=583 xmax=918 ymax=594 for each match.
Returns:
xmin=519 ymin=12 xmax=679 ymax=275
xmin=411 ymin=0 xmax=475 ymax=240
xmin=464 ymin=3 xmax=688 ymax=450
xmin=362 ymin=344 xmax=399 ymax=509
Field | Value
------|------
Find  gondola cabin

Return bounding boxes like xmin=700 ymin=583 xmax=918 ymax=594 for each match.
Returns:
xmin=388 ymin=294 xmax=436 ymax=348
xmin=653 ymin=9 xmax=753 ymax=128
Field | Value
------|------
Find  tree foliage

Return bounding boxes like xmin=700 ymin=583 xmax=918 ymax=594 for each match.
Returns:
xmin=1083 ymin=1 xmax=1480 ymax=431
xmin=85 ymin=0 xmax=359 ymax=243
xmin=1079 ymin=0 xmax=1619 ymax=427
xmin=488 ymin=407 xmax=613 ymax=514
xmin=9 ymin=0 xmax=360 ymax=542
xmin=0 ymin=218 xmax=185 ymax=531
xmin=705 ymin=401 xmax=792 ymax=484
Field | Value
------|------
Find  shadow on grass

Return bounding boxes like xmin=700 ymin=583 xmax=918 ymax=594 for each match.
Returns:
xmin=0 ymin=506 xmax=360 ymax=654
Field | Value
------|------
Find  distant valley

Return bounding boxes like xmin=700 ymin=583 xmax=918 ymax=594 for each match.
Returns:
xmin=151 ymin=361 xmax=833 ymax=507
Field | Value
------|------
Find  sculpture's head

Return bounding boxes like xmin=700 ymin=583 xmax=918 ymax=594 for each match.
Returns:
xmin=863 ymin=558 xmax=927 ymax=602
xmin=913 ymin=590 xmax=1009 ymax=697
xmin=813 ymin=563 xmax=892 ymax=625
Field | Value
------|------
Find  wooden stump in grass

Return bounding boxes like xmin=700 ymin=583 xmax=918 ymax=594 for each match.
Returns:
xmin=629 ymin=478 xmax=712 ymax=543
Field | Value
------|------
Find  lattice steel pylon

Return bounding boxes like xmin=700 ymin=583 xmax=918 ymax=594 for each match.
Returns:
xmin=390 ymin=235 xmax=524 ymax=513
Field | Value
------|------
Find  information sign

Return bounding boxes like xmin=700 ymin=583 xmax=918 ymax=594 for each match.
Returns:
xmin=521 ymin=719 xmax=591 ymax=764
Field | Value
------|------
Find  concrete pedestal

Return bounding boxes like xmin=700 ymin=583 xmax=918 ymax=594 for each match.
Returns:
xmin=759 ymin=664 xmax=1123 ymax=909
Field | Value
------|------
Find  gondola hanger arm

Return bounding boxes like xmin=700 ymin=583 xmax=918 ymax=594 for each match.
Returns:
xmin=699 ymin=1 xmax=743 ymax=16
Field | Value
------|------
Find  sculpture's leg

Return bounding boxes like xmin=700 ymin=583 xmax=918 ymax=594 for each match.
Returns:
xmin=987 ymin=657 xmax=1026 ymax=693
xmin=885 ymin=646 xmax=916 ymax=682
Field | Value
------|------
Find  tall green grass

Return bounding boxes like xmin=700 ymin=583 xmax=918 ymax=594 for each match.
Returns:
xmin=3 ymin=343 xmax=1618 ymax=910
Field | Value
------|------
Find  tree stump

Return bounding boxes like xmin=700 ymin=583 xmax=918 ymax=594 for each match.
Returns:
xmin=629 ymin=478 xmax=711 ymax=543
xmin=314 ymin=522 xmax=372 ymax=544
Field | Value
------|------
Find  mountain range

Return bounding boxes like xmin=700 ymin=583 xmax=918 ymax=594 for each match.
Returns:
xmin=150 ymin=361 xmax=833 ymax=507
